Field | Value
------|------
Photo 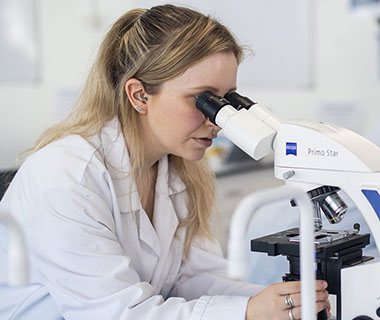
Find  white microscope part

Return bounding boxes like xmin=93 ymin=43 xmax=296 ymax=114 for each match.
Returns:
xmin=245 ymin=103 xmax=282 ymax=131
xmin=0 ymin=211 xmax=29 ymax=286
xmin=272 ymin=119 xmax=380 ymax=319
xmin=196 ymin=91 xmax=380 ymax=318
xmin=215 ymin=105 xmax=277 ymax=160
xmin=227 ymin=185 xmax=316 ymax=320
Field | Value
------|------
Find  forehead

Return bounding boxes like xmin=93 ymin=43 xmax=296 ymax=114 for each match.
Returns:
xmin=161 ymin=51 xmax=238 ymax=95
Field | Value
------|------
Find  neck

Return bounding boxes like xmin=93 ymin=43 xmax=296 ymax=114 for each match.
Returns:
xmin=139 ymin=117 xmax=167 ymax=167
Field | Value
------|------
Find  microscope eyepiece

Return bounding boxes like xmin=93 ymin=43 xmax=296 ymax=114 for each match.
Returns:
xmin=224 ymin=92 xmax=256 ymax=110
xmin=195 ymin=91 xmax=230 ymax=125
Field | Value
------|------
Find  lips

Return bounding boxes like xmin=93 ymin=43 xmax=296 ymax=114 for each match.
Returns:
xmin=193 ymin=137 xmax=213 ymax=147
xmin=197 ymin=134 xmax=218 ymax=140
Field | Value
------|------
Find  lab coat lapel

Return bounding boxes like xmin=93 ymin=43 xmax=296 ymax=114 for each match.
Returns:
xmin=99 ymin=118 xmax=161 ymax=258
xmin=97 ymin=119 xmax=135 ymax=250
xmin=153 ymin=157 xmax=179 ymax=262
xmin=138 ymin=209 xmax=161 ymax=257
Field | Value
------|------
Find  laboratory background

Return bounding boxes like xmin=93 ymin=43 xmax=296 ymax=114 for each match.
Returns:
xmin=1 ymin=0 xmax=380 ymax=287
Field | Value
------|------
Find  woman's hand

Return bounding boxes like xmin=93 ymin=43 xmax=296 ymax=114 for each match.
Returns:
xmin=245 ymin=280 xmax=330 ymax=320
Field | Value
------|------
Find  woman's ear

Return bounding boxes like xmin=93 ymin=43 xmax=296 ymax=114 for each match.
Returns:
xmin=125 ymin=78 xmax=148 ymax=114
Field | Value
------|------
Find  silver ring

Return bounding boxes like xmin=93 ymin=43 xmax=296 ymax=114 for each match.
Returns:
xmin=285 ymin=294 xmax=294 ymax=308
xmin=288 ymin=307 xmax=295 ymax=320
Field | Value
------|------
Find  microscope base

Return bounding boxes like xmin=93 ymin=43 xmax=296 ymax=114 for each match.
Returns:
xmin=341 ymin=258 xmax=380 ymax=319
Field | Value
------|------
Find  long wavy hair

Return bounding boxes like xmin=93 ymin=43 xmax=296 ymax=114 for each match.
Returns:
xmin=29 ymin=4 xmax=243 ymax=257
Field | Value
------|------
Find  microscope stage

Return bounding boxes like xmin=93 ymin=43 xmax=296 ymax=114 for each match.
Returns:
xmin=251 ymin=227 xmax=370 ymax=260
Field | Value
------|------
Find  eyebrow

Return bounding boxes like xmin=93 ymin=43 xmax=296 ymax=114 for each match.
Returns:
xmin=190 ymin=86 xmax=237 ymax=94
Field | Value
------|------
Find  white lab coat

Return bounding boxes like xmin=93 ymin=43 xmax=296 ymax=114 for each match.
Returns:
xmin=0 ymin=118 xmax=263 ymax=320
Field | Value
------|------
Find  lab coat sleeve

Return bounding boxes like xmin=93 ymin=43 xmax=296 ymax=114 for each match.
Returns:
xmin=24 ymin=185 xmax=249 ymax=320
xmin=171 ymin=236 xmax=264 ymax=300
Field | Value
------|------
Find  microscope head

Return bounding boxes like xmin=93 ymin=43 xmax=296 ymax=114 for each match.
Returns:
xmin=195 ymin=91 xmax=279 ymax=160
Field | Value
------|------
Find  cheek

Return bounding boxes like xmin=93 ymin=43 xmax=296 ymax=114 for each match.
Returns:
xmin=173 ymin=119 xmax=203 ymax=140
xmin=153 ymin=100 xmax=205 ymax=138
xmin=179 ymin=110 xmax=205 ymax=131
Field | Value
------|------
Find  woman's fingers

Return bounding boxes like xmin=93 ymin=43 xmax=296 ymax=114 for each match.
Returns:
xmin=289 ymin=306 xmax=301 ymax=320
xmin=273 ymin=281 xmax=301 ymax=295
xmin=275 ymin=280 xmax=327 ymax=296
xmin=316 ymin=289 xmax=329 ymax=302
xmin=288 ymin=300 xmax=330 ymax=320
xmin=276 ymin=281 xmax=330 ymax=320
xmin=280 ymin=289 xmax=329 ymax=310
xmin=281 ymin=293 xmax=300 ymax=310
xmin=316 ymin=280 xmax=328 ymax=290
xmin=316 ymin=300 xmax=331 ymax=314
xmin=277 ymin=280 xmax=328 ymax=308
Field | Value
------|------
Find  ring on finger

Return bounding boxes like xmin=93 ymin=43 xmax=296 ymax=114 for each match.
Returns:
xmin=285 ymin=294 xmax=294 ymax=308
xmin=288 ymin=307 xmax=295 ymax=320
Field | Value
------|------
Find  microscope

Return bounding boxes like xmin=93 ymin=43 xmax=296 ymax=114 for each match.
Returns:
xmin=196 ymin=91 xmax=380 ymax=320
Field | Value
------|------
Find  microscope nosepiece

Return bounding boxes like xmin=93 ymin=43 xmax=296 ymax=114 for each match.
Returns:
xmin=321 ymin=192 xmax=348 ymax=224
xmin=293 ymin=186 xmax=348 ymax=227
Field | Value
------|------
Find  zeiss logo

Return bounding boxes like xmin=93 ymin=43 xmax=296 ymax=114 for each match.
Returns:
xmin=286 ymin=142 xmax=297 ymax=156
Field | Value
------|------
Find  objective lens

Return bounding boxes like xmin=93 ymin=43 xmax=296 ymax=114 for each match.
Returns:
xmin=313 ymin=201 xmax=323 ymax=231
xmin=321 ymin=192 xmax=348 ymax=224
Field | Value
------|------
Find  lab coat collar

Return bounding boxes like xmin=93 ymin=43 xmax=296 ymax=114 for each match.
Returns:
xmin=168 ymin=163 xmax=186 ymax=197
xmin=153 ymin=156 xmax=179 ymax=258
xmin=98 ymin=118 xmax=186 ymax=257
xmin=99 ymin=118 xmax=186 ymax=207
xmin=102 ymin=126 xmax=139 ymax=212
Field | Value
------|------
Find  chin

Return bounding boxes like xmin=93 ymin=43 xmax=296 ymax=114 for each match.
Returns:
xmin=177 ymin=149 xmax=206 ymax=161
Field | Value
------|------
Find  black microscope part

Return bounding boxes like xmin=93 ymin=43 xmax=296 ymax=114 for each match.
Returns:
xmin=195 ymin=91 xmax=230 ymax=125
xmin=318 ymin=309 xmax=329 ymax=320
xmin=290 ymin=185 xmax=340 ymax=207
xmin=224 ymin=91 xmax=256 ymax=110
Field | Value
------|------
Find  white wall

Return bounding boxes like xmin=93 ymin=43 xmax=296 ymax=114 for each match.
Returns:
xmin=1 ymin=0 xmax=380 ymax=169
xmin=0 ymin=0 xmax=134 ymax=169
xmin=247 ymin=0 xmax=380 ymax=124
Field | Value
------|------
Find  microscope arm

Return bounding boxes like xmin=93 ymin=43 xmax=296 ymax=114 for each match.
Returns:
xmin=273 ymin=120 xmax=380 ymax=251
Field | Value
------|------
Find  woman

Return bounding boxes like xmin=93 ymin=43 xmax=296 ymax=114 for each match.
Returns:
xmin=0 ymin=4 xmax=330 ymax=319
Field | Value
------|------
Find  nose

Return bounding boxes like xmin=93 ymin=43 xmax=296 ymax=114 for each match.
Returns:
xmin=204 ymin=118 xmax=221 ymax=134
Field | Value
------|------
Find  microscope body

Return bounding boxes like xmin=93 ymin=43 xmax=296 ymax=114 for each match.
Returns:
xmin=196 ymin=91 xmax=380 ymax=319
xmin=273 ymin=120 xmax=380 ymax=319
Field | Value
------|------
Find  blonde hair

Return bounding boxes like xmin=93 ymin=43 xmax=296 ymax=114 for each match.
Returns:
xmin=30 ymin=4 xmax=243 ymax=257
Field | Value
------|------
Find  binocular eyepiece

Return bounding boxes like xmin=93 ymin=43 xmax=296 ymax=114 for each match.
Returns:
xmin=195 ymin=91 xmax=256 ymax=124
